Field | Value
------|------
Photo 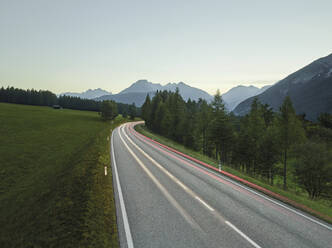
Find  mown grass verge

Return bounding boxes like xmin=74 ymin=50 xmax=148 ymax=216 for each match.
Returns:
xmin=0 ymin=103 xmax=127 ymax=247
xmin=135 ymin=124 xmax=332 ymax=224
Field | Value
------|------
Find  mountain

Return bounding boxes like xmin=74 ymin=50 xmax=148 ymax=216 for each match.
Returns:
xmin=105 ymin=80 xmax=213 ymax=106
xmin=119 ymin=80 xmax=163 ymax=94
xmin=233 ymin=53 xmax=332 ymax=120
xmin=95 ymin=91 xmax=156 ymax=106
xmin=60 ymin=88 xmax=111 ymax=99
xmin=162 ymin=82 xmax=213 ymax=102
xmin=222 ymin=85 xmax=271 ymax=111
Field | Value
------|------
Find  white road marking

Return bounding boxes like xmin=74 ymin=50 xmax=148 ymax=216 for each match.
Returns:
xmin=176 ymin=180 xmax=188 ymax=191
xmin=111 ymin=127 xmax=134 ymax=248
xmin=118 ymin=126 xmax=202 ymax=232
xmin=122 ymin=126 xmax=217 ymax=214
xmin=124 ymin=124 xmax=266 ymax=247
xmin=225 ymin=221 xmax=262 ymax=248
xmin=132 ymin=124 xmax=332 ymax=231
xmin=210 ymin=169 xmax=332 ymax=231
xmin=195 ymin=197 xmax=214 ymax=211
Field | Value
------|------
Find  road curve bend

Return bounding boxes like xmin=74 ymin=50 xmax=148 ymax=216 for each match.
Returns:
xmin=110 ymin=122 xmax=332 ymax=248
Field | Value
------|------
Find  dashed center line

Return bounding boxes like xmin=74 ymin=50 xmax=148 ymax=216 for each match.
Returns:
xmin=226 ymin=221 xmax=262 ymax=248
xmin=195 ymin=196 xmax=215 ymax=211
xmin=122 ymin=124 xmax=262 ymax=248
xmin=118 ymin=126 xmax=202 ymax=232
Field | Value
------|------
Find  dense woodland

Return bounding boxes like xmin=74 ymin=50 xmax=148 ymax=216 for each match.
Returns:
xmin=141 ymin=89 xmax=332 ymax=200
xmin=0 ymin=86 xmax=139 ymax=119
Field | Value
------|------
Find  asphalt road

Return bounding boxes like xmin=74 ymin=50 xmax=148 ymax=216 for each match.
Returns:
xmin=111 ymin=122 xmax=332 ymax=248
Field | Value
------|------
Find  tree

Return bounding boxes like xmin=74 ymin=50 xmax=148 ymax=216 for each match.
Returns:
xmin=293 ymin=142 xmax=332 ymax=199
xmin=260 ymin=103 xmax=274 ymax=127
xmin=169 ymin=88 xmax=186 ymax=143
xmin=209 ymin=90 xmax=233 ymax=163
xmin=141 ymin=94 xmax=151 ymax=126
xmin=100 ymin=100 xmax=118 ymax=121
xmin=160 ymin=104 xmax=172 ymax=137
xmin=318 ymin=113 xmax=332 ymax=129
xmin=129 ymin=103 xmax=137 ymax=120
xmin=149 ymin=92 xmax=162 ymax=131
xmin=277 ymin=96 xmax=306 ymax=190
xmin=246 ymin=98 xmax=265 ymax=175
xmin=196 ymin=99 xmax=212 ymax=154
xmin=153 ymin=101 xmax=164 ymax=133
xmin=233 ymin=118 xmax=254 ymax=173
xmin=0 ymin=86 xmax=57 ymax=107
xmin=258 ymin=123 xmax=281 ymax=185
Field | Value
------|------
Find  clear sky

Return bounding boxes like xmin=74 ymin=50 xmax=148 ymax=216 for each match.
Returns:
xmin=1 ymin=0 xmax=331 ymax=95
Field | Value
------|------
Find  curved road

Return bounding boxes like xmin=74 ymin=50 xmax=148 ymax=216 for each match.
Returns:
xmin=111 ymin=122 xmax=332 ymax=248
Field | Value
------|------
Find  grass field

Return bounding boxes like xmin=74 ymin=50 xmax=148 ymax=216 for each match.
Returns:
xmin=0 ymin=103 xmax=125 ymax=247
xmin=135 ymin=124 xmax=332 ymax=224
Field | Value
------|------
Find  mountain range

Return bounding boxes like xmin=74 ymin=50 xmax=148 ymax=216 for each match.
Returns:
xmin=95 ymin=80 xmax=214 ymax=106
xmin=60 ymin=53 xmax=332 ymax=119
xmin=233 ymin=53 xmax=332 ymax=120
xmin=60 ymin=88 xmax=111 ymax=99
xmin=222 ymin=85 xmax=271 ymax=111
xmin=61 ymin=80 xmax=272 ymax=110
xmin=81 ymin=80 xmax=269 ymax=109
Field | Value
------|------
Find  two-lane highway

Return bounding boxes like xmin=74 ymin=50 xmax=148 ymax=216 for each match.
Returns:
xmin=111 ymin=122 xmax=332 ymax=248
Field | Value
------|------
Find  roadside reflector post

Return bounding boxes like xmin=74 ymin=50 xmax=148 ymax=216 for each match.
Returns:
xmin=219 ymin=161 xmax=222 ymax=172
xmin=104 ymin=166 xmax=107 ymax=176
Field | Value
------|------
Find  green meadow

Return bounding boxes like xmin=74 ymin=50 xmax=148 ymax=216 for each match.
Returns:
xmin=0 ymin=103 xmax=123 ymax=247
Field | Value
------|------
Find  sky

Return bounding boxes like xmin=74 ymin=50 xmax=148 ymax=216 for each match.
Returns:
xmin=1 ymin=0 xmax=332 ymax=95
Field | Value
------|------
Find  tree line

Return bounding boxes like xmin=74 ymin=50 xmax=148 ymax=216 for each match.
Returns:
xmin=142 ymin=89 xmax=332 ymax=200
xmin=0 ymin=86 xmax=57 ymax=106
xmin=0 ymin=86 xmax=140 ymax=119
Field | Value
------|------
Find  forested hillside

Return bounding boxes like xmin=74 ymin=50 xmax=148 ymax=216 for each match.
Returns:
xmin=141 ymin=89 xmax=332 ymax=201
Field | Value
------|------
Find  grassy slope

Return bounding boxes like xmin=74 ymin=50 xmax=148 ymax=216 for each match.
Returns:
xmin=0 ymin=103 xmax=125 ymax=247
xmin=135 ymin=124 xmax=332 ymax=223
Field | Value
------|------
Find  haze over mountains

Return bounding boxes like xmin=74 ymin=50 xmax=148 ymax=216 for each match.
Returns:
xmin=60 ymin=88 xmax=111 ymax=99
xmin=60 ymin=52 xmax=332 ymax=119
xmin=234 ymin=53 xmax=332 ymax=120
xmin=65 ymin=80 xmax=269 ymax=110
xmin=222 ymin=85 xmax=271 ymax=111
xmin=95 ymin=80 xmax=214 ymax=106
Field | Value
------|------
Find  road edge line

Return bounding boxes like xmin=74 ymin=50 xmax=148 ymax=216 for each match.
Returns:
xmin=132 ymin=122 xmax=332 ymax=229
xmin=111 ymin=127 xmax=134 ymax=248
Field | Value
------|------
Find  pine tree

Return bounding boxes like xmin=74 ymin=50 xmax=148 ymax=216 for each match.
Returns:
xmin=209 ymin=90 xmax=233 ymax=163
xmin=149 ymin=92 xmax=162 ymax=131
xmin=258 ymin=121 xmax=281 ymax=185
xmin=246 ymin=98 xmax=265 ymax=175
xmin=196 ymin=99 xmax=212 ymax=154
xmin=141 ymin=94 xmax=151 ymax=126
xmin=129 ymin=103 xmax=137 ymax=120
xmin=277 ymin=96 xmax=306 ymax=190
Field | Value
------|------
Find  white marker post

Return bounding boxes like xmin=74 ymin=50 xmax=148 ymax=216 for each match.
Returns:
xmin=219 ymin=161 xmax=222 ymax=172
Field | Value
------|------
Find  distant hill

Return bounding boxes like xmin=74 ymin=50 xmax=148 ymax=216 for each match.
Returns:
xmin=98 ymin=80 xmax=213 ymax=106
xmin=222 ymin=85 xmax=271 ymax=111
xmin=60 ymin=88 xmax=111 ymax=99
xmin=95 ymin=91 xmax=156 ymax=106
xmin=233 ymin=53 xmax=332 ymax=120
